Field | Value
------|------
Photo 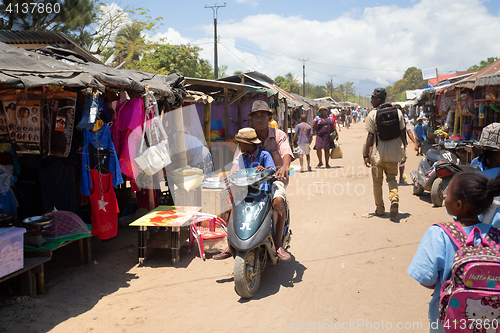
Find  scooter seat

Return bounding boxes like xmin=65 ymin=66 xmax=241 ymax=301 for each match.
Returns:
xmin=426 ymin=149 xmax=440 ymax=164
xmin=459 ymin=164 xmax=481 ymax=172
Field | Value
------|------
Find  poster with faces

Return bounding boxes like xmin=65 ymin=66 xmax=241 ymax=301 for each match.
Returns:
xmin=16 ymin=91 xmax=41 ymax=143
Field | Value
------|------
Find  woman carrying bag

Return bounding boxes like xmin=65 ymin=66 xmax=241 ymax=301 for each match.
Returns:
xmin=312 ymin=106 xmax=334 ymax=168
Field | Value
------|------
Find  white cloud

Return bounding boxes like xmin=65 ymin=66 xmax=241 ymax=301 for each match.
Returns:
xmin=148 ymin=28 xmax=191 ymax=45
xmin=153 ymin=0 xmax=500 ymax=95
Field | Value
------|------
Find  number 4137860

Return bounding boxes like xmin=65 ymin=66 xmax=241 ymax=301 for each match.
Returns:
xmin=5 ymin=2 xmax=61 ymax=14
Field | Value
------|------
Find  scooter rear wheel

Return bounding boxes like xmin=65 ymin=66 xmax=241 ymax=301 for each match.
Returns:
xmin=234 ymin=250 xmax=262 ymax=298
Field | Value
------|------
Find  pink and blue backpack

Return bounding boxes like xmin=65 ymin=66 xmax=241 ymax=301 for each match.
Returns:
xmin=437 ymin=222 xmax=500 ymax=333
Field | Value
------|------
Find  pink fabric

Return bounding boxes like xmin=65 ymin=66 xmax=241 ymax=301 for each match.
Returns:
xmin=114 ymin=98 xmax=145 ymax=179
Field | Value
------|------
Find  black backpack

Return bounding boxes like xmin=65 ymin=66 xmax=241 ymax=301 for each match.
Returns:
xmin=375 ymin=103 xmax=401 ymax=141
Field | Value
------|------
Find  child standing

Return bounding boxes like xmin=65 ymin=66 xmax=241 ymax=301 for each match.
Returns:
xmin=293 ymin=114 xmax=312 ymax=172
xmin=407 ymin=172 xmax=500 ymax=332
xmin=414 ymin=117 xmax=427 ymax=156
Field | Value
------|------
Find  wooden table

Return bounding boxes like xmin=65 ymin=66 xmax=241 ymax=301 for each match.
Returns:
xmin=0 ymin=256 xmax=51 ymax=297
xmin=129 ymin=206 xmax=201 ymax=265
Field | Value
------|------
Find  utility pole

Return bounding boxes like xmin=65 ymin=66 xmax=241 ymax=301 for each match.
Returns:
xmin=299 ymin=59 xmax=308 ymax=97
xmin=328 ymin=74 xmax=335 ymax=98
xmin=205 ymin=3 xmax=226 ymax=80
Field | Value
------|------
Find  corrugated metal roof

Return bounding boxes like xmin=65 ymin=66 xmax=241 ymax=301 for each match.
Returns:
xmin=454 ymin=58 xmax=500 ymax=88
xmin=0 ymin=30 xmax=102 ymax=64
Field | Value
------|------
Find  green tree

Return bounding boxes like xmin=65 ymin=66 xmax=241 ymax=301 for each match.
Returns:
xmin=129 ymin=43 xmax=213 ymax=78
xmin=110 ymin=22 xmax=145 ymax=67
xmin=386 ymin=67 xmax=427 ymax=102
xmin=307 ymin=84 xmax=327 ymax=99
xmin=0 ymin=0 xmax=95 ymax=44
xmin=88 ymin=3 xmax=162 ymax=57
xmin=334 ymin=82 xmax=355 ymax=101
xmin=274 ymin=73 xmax=301 ymax=94
xmin=468 ymin=57 xmax=498 ymax=71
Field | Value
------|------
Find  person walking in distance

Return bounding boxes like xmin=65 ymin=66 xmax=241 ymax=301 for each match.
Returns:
xmin=312 ymin=106 xmax=334 ymax=168
xmin=363 ymin=88 xmax=407 ymax=218
xmin=293 ymin=114 xmax=313 ymax=172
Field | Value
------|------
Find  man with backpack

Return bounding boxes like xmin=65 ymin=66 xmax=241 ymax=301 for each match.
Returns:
xmin=363 ymin=88 xmax=407 ymax=218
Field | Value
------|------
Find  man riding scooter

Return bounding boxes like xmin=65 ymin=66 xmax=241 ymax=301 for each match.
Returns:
xmin=214 ymin=100 xmax=294 ymax=261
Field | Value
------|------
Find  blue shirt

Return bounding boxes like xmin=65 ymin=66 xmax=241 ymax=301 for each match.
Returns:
xmin=81 ymin=123 xmax=123 ymax=196
xmin=414 ymin=124 xmax=427 ymax=141
xmin=407 ymin=223 xmax=493 ymax=333
xmin=237 ymin=147 xmax=275 ymax=191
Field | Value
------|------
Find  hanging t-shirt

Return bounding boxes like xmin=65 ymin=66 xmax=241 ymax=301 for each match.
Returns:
xmin=81 ymin=123 xmax=123 ymax=196
xmin=89 ymin=169 xmax=119 ymax=240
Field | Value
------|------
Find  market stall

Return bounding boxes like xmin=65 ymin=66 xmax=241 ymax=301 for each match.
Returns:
xmin=0 ymin=40 xmax=194 ymax=284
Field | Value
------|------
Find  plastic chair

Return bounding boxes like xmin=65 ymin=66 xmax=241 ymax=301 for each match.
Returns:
xmin=188 ymin=214 xmax=227 ymax=261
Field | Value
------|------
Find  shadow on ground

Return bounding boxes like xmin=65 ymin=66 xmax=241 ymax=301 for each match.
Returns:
xmin=0 ymin=225 xmax=180 ymax=332
xmin=237 ymin=254 xmax=307 ymax=303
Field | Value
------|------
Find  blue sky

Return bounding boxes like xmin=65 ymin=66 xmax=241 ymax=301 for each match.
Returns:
xmin=109 ymin=0 xmax=500 ymax=96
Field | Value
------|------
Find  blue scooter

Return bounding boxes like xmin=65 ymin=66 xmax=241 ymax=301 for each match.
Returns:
xmin=227 ymin=168 xmax=291 ymax=298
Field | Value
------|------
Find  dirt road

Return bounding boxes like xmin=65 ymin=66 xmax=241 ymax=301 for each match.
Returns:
xmin=0 ymin=121 xmax=447 ymax=332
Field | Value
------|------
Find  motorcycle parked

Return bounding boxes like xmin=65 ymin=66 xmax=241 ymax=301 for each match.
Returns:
xmin=433 ymin=159 xmax=480 ymax=207
xmin=226 ymin=168 xmax=291 ymax=298
xmin=411 ymin=139 xmax=473 ymax=207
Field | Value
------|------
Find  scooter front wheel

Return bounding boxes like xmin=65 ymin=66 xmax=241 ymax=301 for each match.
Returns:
xmin=234 ymin=250 xmax=262 ymax=298
xmin=431 ymin=178 xmax=444 ymax=207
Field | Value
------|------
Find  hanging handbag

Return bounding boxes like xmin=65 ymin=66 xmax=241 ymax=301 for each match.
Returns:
xmin=134 ymin=92 xmax=171 ymax=175
xmin=328 ymin=122 xmax=338 ymax=142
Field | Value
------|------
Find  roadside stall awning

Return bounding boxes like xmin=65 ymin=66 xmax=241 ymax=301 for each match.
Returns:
xmin=0 ymin=41 xmax=102 ymax=89
xmin=476 ymin=73 xmax=500 ymax=87
xmin=454 ymin=58 xmax=500 ymax=90
xmin=35 ymin=46 xmax=185 ymax=106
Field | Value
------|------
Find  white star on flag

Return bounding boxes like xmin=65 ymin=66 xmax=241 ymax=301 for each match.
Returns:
xmin=98 ymin=195 xmax=108 ymax=212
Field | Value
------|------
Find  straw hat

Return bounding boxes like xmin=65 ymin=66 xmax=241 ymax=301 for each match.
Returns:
xmin=475 ymin=122 xmax=500 ymax=151
xmin=235 ymin=128 xmax=262 ymax=145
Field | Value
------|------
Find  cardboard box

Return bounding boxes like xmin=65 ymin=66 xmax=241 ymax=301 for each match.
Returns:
xmin=0 ymin=227 xmax=26 ymax=278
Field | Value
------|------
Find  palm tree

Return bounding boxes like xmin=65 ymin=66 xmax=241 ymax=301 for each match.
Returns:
xmin=114 ymin=23 xmax=143 ymax=67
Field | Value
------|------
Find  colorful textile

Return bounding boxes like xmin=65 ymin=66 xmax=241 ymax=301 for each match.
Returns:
xmin=112 ymin=98 xmax=145 ymax=179
xmin=89 ymin=169 xmax=119 ymax=240
xmin=81 ymin=123 xmax=123 ymax=196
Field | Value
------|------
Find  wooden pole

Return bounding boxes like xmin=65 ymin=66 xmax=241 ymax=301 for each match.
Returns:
xmin=284 ymin=98 xmax=289 ymax=133
xmin=237 ymin=99 xmax=242 ymax=129
xmin=203 ymin=102 xmax=211 ymax=150
xmin=224 ymin=88 xmax=230 ymax=139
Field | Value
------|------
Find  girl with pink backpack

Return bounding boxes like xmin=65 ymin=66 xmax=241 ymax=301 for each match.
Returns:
xmin=408 ymin=172 xmax=500 ymax=333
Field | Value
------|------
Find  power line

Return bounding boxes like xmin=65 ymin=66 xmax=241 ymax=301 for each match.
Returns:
xmin=219 ymin=41 xmax=257 ymax=73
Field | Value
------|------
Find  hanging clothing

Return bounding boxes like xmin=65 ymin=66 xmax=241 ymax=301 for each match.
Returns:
xmin=81 ymin=123 xmax=123 ymax=196
xmin=112 ymin=97 xmax=145 ymax=180
xmin=89 ymin=169 xmax=119 ymax=240
xmin=0 ymin=164 xmax=18 ymax=215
